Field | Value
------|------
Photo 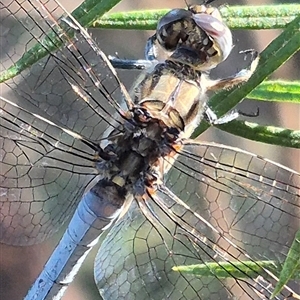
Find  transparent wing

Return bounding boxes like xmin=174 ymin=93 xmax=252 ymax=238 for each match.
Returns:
xmin=0 ymin=96 xmax=98 ymax=245
xmin=1 ymin=0 xmax=128 ymax=139
xmin=0 ymin=0 xmax=129 ymax=245
xmin=95 ymin=141 xmax=299 ymax=300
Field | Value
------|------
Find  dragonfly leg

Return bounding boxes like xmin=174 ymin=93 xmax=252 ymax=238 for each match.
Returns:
xmin=144 ymin=34 xmax=159 ymax=61
xmin=206 ymin=50 xmax=259 ymax=92
xmin=204 ymin=106 xmax=259 ymax=125
xmin=108 ymin=34 xmax=159 ymax=70
xmin=204 ymin=50 xmax=259 ymax=124
xmin=204 ymin=107 xmax=240 ymax=125
xmin=109 ymin=56 xmax=154 ymax=70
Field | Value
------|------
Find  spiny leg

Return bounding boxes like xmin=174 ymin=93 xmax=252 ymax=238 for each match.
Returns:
xmin=205 ymin=50 xmax=260 ymax=124
xmin=206 ymin=50 xmax=259 ymax=92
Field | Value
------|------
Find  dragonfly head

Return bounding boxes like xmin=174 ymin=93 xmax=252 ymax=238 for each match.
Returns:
xmin=156 ymin=5 xmax=233 ymax=71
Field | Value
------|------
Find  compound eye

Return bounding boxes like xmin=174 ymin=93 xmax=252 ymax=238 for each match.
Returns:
xmin=157 ymin=8 xmax=191 ymax=30
xmin=156 ymin=9 xmax=192 ymax=51
xmin=192 ymin=13 xmax=232 ymax=63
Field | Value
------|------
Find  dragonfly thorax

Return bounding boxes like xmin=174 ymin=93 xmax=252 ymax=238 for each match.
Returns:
xmin=97 ymin=58 xmax=209 ymax=194
xmin=96 ymin=110 xmax=178 ymax=198
xmin=134 ymin=60 xmax=207 ymax=138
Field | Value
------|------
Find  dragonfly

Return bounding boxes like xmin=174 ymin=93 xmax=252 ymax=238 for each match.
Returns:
xmin=0 ymin=0 xmax=299 ymax=299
